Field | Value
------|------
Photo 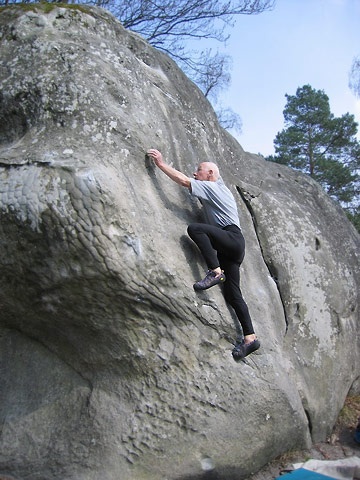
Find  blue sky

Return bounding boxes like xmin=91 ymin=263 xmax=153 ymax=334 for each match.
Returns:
xmin=213 ymin=0 xmax=360 ymax=156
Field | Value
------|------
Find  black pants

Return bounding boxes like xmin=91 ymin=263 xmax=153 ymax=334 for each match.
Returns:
xmin=187 ymin=223 xmax=254 ymax=336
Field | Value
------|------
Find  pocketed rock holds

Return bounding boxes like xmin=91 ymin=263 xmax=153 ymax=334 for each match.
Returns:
xmin=0 ymin=5 xmax=359 ymax=480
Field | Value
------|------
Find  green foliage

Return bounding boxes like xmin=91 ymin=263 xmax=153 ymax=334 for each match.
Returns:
xmin=346 ymin=208 xmax=360 ymax=232
xmin=267 ymin=85 xmax=360 ymax=230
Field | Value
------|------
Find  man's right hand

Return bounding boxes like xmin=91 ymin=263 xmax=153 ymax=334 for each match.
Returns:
xmin=147 ymin=149 xmax=163 ymax=167
xmin=146 ymin=149 xmax=191 ymax=189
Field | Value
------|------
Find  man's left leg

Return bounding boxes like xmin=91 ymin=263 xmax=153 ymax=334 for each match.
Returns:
xmin=219 ymin=255 xmax=260 ymax=359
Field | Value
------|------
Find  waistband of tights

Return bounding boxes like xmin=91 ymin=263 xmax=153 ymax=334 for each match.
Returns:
xmin=222 ymin=224 xmax=241 ymax=232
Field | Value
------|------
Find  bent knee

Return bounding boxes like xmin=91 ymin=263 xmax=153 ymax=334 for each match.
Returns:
xmin=187 ymin=224 xmax=194 ymax=235
xmin=187 ymin=223 xmax=199 ymax=238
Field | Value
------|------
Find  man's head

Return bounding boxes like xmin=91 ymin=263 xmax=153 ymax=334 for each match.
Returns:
xmin=193 ymin=162 xmax=220 ymax=182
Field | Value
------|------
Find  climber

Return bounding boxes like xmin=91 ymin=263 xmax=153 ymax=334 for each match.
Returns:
xmin=146 ymin=148 xmax=260 ymax=360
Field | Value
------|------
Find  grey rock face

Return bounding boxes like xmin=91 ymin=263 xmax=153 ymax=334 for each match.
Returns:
xmin=0 ymin=5 xmax=359 ymax=480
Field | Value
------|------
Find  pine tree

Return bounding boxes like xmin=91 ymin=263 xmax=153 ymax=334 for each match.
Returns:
xmin=267 ymin=85 xmax=359 ymax=209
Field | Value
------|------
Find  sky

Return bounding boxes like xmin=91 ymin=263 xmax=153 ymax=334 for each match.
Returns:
xmin=213 ymin=0 xmax=360 ymax=156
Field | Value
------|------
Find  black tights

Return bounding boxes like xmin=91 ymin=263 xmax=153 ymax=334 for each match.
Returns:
xmin=187 ymin=223 xmax=254 ymax=336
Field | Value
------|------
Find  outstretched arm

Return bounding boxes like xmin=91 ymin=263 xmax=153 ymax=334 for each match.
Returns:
xmin=147 ymin=149 xmax=191 ymax=189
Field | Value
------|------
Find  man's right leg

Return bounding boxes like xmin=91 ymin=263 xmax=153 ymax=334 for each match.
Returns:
xmin=187 ymin=223 xmax=221 ymax=269
xmin=187 ymin=223 xmax=226 ymax=290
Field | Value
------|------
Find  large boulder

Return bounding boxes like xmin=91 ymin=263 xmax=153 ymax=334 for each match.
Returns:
xmin=0 ymin=5 xmax=359 ymax=480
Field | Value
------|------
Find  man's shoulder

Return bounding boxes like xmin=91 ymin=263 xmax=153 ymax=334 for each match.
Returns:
xmin=191 ymin=179 xmax=214 ymax=193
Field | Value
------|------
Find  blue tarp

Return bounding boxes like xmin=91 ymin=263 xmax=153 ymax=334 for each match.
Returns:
xmin=275 ymin=468 xmax=338 ymax=479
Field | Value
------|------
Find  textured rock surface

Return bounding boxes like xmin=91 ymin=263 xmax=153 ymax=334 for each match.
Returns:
xmin=0 ymin=5 xmax=359 ymax=480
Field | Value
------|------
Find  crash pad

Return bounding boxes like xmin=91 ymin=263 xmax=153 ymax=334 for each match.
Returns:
xmin=276 ymin=468 xmax=338 ymax=479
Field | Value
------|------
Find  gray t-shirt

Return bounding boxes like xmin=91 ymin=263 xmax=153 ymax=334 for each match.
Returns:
xmin=190 ymin=177 xmax=240 ymax=228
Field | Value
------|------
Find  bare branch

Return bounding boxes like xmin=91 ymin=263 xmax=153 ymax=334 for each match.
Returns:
xmin=349 ymin=55 xmax=360 ymax=98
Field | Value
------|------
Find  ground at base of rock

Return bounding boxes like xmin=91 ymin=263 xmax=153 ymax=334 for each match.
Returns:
xmin=247 ymin=395 xmax=360 ymax=480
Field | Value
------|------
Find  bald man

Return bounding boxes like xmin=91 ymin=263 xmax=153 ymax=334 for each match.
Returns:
xmin=146 ymin=149 xmax=260 ymax=359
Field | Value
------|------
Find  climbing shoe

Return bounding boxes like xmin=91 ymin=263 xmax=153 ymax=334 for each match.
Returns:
xmin=232 ymin=339 xmax=260 ymax=360
xmin=193 ymin=270 xmax=226 ymax=291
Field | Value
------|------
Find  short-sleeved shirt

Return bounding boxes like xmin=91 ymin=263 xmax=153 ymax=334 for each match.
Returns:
xmin=190 ymin=177 xmax=240 ymax=228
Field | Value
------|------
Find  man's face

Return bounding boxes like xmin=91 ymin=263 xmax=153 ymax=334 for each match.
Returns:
xmin=193 ymin=163 xmax=210 ymax=181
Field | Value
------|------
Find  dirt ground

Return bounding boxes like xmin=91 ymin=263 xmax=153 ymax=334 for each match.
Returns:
xmin=246 ymin=395 xmax=360 ymax=480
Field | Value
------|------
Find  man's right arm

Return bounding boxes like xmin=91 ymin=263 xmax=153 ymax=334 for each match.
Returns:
xmin=147 ymin=149 xmax=191 ymax=189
